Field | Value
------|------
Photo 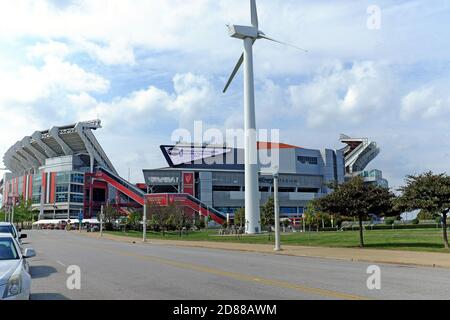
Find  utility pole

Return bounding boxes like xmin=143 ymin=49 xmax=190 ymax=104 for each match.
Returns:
xmin=273 ymin=169 xmax=281 ymax=252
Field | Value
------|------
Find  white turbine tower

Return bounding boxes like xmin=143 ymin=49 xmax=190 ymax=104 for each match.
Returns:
xmin=223 ymin=0 xmax=306 ymax=234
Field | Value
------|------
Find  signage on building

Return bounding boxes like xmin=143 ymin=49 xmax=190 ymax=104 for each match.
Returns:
xmin=144 ymin=171 xmax=180 ymax=186
xmin=147 ymin=194 xmax=168 ymax=206
xmin=161 ymin=145 xmax=232 ymax=167
xmin=168 ymin=194 xmax=188 ymax=205
xmin=148 ymin=176 xmax=179 ymax=185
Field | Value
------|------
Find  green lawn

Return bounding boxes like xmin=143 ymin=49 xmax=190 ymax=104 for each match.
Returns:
xmin=106 ymin=228 xmax=450 ymax=253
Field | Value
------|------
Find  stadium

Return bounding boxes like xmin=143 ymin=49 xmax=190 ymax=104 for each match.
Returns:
xmin=0 ymin=120 xmax=387 ymax=225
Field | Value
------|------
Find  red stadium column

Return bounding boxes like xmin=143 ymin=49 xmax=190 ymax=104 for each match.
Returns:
xmin=28 ymin=175 xmax=33 ymax=201
xmin=41 ymin=172 xmax=47 ymax=204
xmin=22 ymin=175 xmax=27 ymax=199
xmin=49 ymin=172 xmax=56 ymax=204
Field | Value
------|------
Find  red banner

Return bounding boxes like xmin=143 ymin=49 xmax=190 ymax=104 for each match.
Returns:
xmin=147 ymin=194 xmax=168 ymax=206
xmin=182 ymin=172 xmax=195 ymax=197
xmin=168 ymin=194 xmax=188 ymax=205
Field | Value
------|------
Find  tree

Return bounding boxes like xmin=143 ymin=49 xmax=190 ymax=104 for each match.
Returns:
xmin=13 ymin=197 xmax=35 ymax=228
xmin=126 ymin=210 xmax=142 ymax=231
xmin=103 ymin=204 xmax=121 ymax=230
xmin=159 ymin=204 xmax=178 ymax=235
xmin=397 ymin=172 xmax=450 ymax=249
xmin=234 ymin=208 xmax=245 ymax=228
xmin=261 ymin=197 xmax=275 ymax=231
xmin=303 ymin=201 xmax=326 ymax=232
xmin=303 ymin=203 xmax=315 ymax=231
xmin=147 ymin=202 xmax=163 ymax=231
xmin=195 ymin=216 xmax=205 ymax=230
xmin=417 ymin=210 xmax=438 ymax=221
xmin=173 ymin=208 xmax=193 ymax=236
xmin=316 ymin=177 xmax=397 ymax=248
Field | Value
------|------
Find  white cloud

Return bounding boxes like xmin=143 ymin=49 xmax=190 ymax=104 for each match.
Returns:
xmin=401 ymin=86 xmax=450 ymax=120
xmin=76 ymin=38 xmax=136 ymax=66
xmin=1 ymin=0 xmax=448 ymax=73
xmin=27 ymin=40 xmax=70 ymax=60
xmin=0 ymin=54 xmax=110 ymax=157
xmin=0 ymin=56 xmax=109 ymax=105
xmin=75 ymin=73 xmax=214 ymax=128
xmin=67 ymin=91 xmax=98 ymax=109
xmin=288 ymin=61 xmax=396 ymax=127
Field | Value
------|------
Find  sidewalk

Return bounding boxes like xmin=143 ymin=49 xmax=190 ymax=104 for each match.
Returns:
xmin=81 ymin=232 xmax=450 ymax=269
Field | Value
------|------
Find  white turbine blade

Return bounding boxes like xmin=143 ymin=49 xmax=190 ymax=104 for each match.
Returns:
xmin=259 ymin=34 xmax=308 ymax=53
xmin=251 ymin=0 xmax=258 ymax=28
xmin=223 ymin=53 xmax=244 ymax=93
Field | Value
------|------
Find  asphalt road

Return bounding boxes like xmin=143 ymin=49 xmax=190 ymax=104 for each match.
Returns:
xmin=23 ymin=230 xmax=450 ymax=300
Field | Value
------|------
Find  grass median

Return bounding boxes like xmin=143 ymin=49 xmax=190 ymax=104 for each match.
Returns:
xmin=105 ymin=228 xmax=450 ymax=253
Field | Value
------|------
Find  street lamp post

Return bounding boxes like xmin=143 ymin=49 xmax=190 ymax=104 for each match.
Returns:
xmin=143 ymin=197 xmax=147 ymax=242
xmin=53 ymin=202 xmax=57 ymax=220
xmin=10 ymin=195 xmax=17 ymax=225
xmin=100 ymin=205 xmax=104 ymax=238
xmin=273 ymin=169 xmax=281 ymax=252
xmin=79 ymin=209 xmax=83 ymax=233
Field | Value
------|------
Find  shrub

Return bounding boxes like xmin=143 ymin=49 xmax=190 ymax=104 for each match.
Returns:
xmin=385 ymin=218 xmax=395 ymax=225
xmin=412 ymin=218 xmax=420 ymax=225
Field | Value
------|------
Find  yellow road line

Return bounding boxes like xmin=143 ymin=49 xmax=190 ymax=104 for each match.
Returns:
xmin=35 ymin=232 xmax=371 ymax=300
xmin=118 ymin=250 xmax=370 ymax=300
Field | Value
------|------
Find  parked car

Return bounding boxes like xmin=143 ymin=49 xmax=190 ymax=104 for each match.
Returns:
xmin=89 ymin=225 xmax=100 ymax=232
xmin=0 ymin=223 xmax=27 ymax=245
xmin=0 ymin=233 xmax=36 ymax=300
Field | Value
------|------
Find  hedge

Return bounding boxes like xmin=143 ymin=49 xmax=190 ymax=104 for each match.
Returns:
xmin=342 ymin=224 xmax=445 ymax=231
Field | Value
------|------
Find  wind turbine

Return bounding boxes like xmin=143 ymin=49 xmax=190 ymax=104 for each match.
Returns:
xmin=223 ymin=0 xmax=306 ymax=234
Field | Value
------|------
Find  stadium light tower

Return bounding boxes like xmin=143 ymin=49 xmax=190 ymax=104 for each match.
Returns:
xmin=223 ymin=0 xmax=306 ymax=234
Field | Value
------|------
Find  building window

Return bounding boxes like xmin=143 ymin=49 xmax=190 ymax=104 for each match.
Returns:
xmin=279 ymin=187 xmax=296 ymax=193
xmin=32 ymin=196 xmax=41 ymax=204
xmin=70 ymin=194 xmax=84 ymax=203
xmin=56 ymin=172 xmax=70 ymax=184
xmin=70 ymin=184 xmax=84 ymax=194
xmin=71 ymin=173 xmax=84 ymax=184
xmin=56 ymin=194 xmax=68 ymax=203
xmin=280 ymin=207 xmax=297 ymax=215
xmin=213 ymin=186 xmax=241 ymax=192
xmin=56 ymin=185 xmax=69 ymax=193
xmin=298 ymin=156 xmax=318 ymax=165
xmin=32 ymin=175 xmax=42 ymax=202
xmin=297 ymin=188 xmax=320 ymax=193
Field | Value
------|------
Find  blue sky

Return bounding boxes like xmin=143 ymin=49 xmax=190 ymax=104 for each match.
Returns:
xmin=0 ymin=0 xmax=449 ymax=187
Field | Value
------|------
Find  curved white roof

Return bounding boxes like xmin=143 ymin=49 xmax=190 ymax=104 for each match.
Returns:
xmin=3 ymin=120 xmax=116 ymax=175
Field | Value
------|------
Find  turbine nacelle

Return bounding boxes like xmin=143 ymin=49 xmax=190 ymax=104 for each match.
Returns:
xmin=228 ymin=25 xmax=260 ymax=40
xmin=223 ymin=0 xmax=306 ymax=93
